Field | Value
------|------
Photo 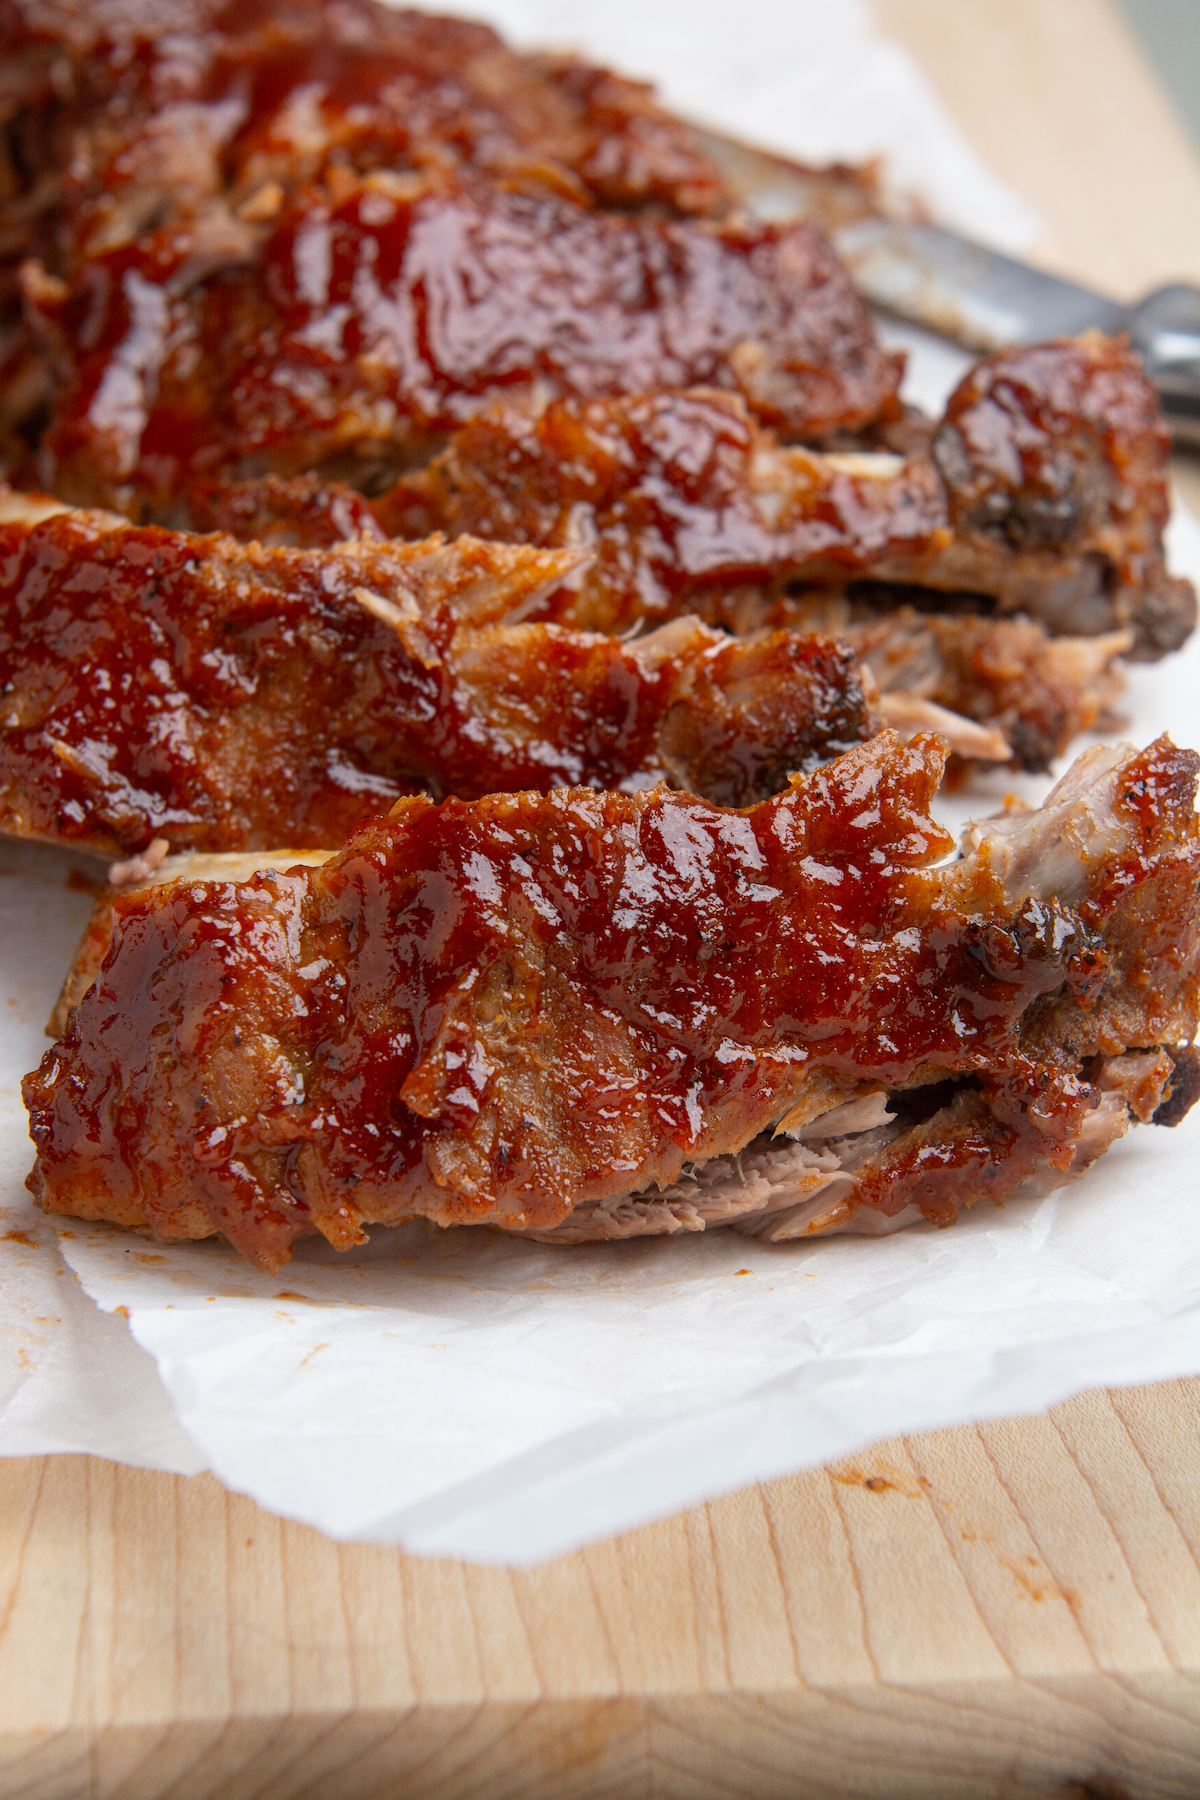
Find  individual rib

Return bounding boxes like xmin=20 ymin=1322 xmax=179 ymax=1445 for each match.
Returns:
xmin=22 ymin=162 xmax=901 ymax=514
xmin=797 ymin=602 xmax=1129 ymax=774
xmin=0 ymin=491 xmax=877 ymax=856
xmin=0 ymin=0 xmax=721 ymax=471
xmin=370 ymin=338 xmax=1193 ymax=659
xmin=25 ymin=732 xmax=1199 ymax=1269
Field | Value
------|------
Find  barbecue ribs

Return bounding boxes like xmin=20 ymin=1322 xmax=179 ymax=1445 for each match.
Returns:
xmin=0 ymin=0 xmax=726 ymax=303
xmin=368 ymin=338 xmax=1194 ymax=659
xmin=21 ymin=167 xmax=900 ymax=515
xmin=25 ymin=731 xmax=1200 ymax=1269
xmin=0 ymin=491 xmax=883 ymax=856
xmin=189 ymin=336 xmax=1187 ymax=770
xmin=2 ymin=0 xmax=727 ymax=467
xmin=2 ymin=0 xmax=893 ymax=476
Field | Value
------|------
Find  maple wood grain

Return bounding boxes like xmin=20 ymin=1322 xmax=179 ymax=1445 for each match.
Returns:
xmin=2 ymin=3 xmax=1199 ymax=1795
xmin=0 ymin=1379 xmax=1195 ymax=1798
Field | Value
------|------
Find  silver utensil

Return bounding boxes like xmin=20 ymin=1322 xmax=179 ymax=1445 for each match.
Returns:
xmin=699 ymin=130 xmax=1200 ymax=446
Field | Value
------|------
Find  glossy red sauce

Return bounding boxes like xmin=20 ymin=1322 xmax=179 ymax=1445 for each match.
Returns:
xmin=377 ymin=389 xmax=947 ymax=633
xmin=0 ymin=511 xmax=873 ymax=854
xmin=4 ymin=0 xmax=723 ymax=273
xmin=934 ymin=336 xmax=1171 ymax=548
xmin=25 ymin=735 xmax=1198 ymax=1269
xmin=35 ymin=175 xmax=902 ymax=513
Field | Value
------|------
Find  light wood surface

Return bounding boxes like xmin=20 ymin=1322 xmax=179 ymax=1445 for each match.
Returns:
xmin=3 ymin=3 xmax=1199 ymax=1796
xmin=875 ymin=0 xmax=1200 ymax=298
xmin=0 ymin=1379 xmax=1195 ymax=1799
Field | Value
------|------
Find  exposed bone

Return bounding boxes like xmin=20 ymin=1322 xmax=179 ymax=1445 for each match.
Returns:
xmin=794 ymin=1092 xmax=894 ymax=1139
xmin=957 ymin=741 xmax=1133 ymax=907
xmin=107 ymin=838 xmax=170 ymax=888
xmin=877 ymin=692 xmax=1012 ymax=762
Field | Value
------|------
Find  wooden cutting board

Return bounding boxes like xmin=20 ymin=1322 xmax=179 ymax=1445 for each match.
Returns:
xmin=1 ymin=3 xmax=1198 ymax=1795
xmin=0 ymin=1380 xmax=1195 ymax=1798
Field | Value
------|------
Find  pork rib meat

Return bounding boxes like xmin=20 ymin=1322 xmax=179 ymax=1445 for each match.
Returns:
xmin=370 ymin=339 xmax=1193 ymax=660
xmin=0 ymin=0 xmax=726 ymax=298
xmin=23 ymin=164 xmax=901 ymax=515
xmin=0 ymin=0 xmax=727 ymax=468
xmin=24 ymin=731 xmax=1199 ymax=1269
xmin=0 ymin=491 xmax=877 ymax=855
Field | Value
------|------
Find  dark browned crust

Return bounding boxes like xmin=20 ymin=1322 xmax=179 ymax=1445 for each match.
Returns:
xmin=780 ymin=601 xmax=1128 ymax=775
xmin=931 ymin=337 xmax=1194 ymax=659
xmin=1152 ymin=1045 xmax=1200 ymax=1128
xmin=24 ymin=733 xmax=1200 ymax=1269
xmin=0 ymin=498 xmax=877 ymax=856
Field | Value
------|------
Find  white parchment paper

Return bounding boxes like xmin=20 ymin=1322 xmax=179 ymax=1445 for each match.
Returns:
xmin=0 ymin=0 xmax=1195 ymax=1563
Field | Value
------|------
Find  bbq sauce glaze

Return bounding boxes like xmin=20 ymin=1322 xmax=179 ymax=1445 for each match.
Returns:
xmin=0 ymin=509 xmax=875 ymax=854
xmin=24 ymin=734 xmax=1200 ymax=1270
xmin=33 ymin=176 xmax=902 ymax=515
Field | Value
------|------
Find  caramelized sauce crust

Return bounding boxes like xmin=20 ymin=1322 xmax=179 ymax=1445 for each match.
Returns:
xmin=0 ymin=509 xmax=874 ymax=854
xmin=371 ymin=340 xmax=1194 ymax=659
xmin=24 ymin=733 xmax=1200 ymax=1269
xmin=29 ymin=176 xmax=901 ymax=513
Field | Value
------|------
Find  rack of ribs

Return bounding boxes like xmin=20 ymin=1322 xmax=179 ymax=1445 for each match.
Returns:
xmin=24 ymin=730 xmax=1199 ymax=1270
xmin=1 ymin=0 xmax=892 ymax=477
xmin=0 ymin=490 xmax=888 ymax=858
xmin=188 ymin=336 xmax=1191 ymax=770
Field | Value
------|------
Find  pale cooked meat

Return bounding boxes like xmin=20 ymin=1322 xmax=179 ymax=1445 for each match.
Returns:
xmin=24 ymin=731 xmax=1199 ymax=1270
xmin=872 ymin=692 xmax=1012 ymax=764
xmin=0 ymin=493 xmax=880 ymax=856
